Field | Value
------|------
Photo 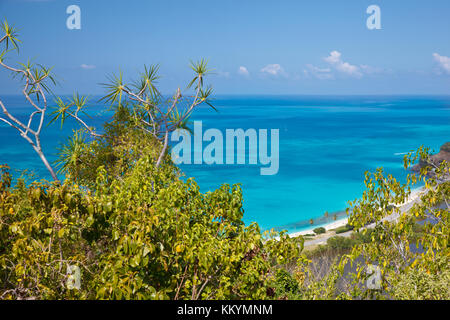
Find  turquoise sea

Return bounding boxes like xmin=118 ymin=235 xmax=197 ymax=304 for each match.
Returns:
xmin=0 ymin=95 xmax=449 ymax=232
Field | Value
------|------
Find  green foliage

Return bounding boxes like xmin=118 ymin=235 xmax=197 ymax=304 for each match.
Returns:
xmin=188 ymin=58 xmax=212 ymax=89
xmin=308 ymin=231 xmax=372 ymax=257
xmin=273 ymin=269 xmax=300 ymax=299
xmin=55 ymin=104 xmax=165 ymax=188
xmin=0 ymin=19 xmax=20 ymax=51
xmin=0 ymin=107 xmax=305 ymax=299
xmin=389 ymin=257 xmax=450 ymax=300
xmin=54 ymin=130 xmax=87 ymax=175
xmin=49 ymin=94 xmax=90 ymax=129
xmin=313 ymin=227 xmax=326 ymax=235
xmin=326 ymin=236 xmax=355 ymax=250
xmin=334 ymin=224 xmax=354 ymax=234
xmin=133 ymin=64 xmax=161 ymax=100
xmin=0 ymin=160 xmax=304 ymax=299
xmin=339 ymin=146 xmax=450 ymax=299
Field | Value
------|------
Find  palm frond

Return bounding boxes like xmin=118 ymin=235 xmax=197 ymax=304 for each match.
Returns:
xmin=54 ymin=130 xmax=87 ymax=174
xmin=1 ymin=19 xmax=21 ymax=52
xmin=187 ymin=58 xmax=213 ymax=89
xmin=199 ymin=86 xmax=217 ymax=112
xmin=48 ymin=97 xmax=70 ymax=128
xmin=99 ymin=71 xmax=124 ymax=105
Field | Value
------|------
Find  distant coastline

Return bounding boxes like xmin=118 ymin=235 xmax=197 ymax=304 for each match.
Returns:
xmin=289 ymin=185 xmax=427 ymax=245
xmin=273 ymin=209 xmax=348 ymax=234
xmin=283 ymin=141 xmax=450 ymax=239
xmin=279 ymin=184 xmax=425 ymax=238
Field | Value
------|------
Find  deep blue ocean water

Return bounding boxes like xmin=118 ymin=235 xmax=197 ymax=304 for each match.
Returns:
xmin=1 ymin=95 xmax=449 ymax=232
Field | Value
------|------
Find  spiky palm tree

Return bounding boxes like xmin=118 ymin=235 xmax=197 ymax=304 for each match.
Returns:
xmin=55 ymin=130 xmax=87 ymax=176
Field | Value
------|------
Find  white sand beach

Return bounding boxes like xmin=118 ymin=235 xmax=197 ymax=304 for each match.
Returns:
xmin=288 ymin=186 xmax=427 ymax=241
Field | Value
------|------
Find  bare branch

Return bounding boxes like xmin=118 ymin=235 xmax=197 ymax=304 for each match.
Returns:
xmin=66 ymin=110 xmax=103 ymax=138
xmin=155 ymin=131 xmax=169 ymax=168
xmin=0 ymin=54 xmax=58 ymax=181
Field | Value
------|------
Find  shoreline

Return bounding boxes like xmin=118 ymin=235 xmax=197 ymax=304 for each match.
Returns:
xmin=288 ymin=185 xmax=426 ymax=239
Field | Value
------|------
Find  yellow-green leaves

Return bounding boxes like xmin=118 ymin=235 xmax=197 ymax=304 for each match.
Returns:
xmin=341 ymin=147 xmax=449 ymax=299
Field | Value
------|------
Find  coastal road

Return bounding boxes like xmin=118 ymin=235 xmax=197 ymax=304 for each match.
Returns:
xmin=303 ymin=188 xmax=427 ymax=247
xmin=304 ymin=230 xmax=353 ymax=247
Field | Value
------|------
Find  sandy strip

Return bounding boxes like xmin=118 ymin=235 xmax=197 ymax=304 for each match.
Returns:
xmin=288 ymin=186 xmax=426 ymax=239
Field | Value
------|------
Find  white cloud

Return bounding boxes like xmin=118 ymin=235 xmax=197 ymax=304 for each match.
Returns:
xmin=80 ymin=64 xmax=96 ymax=70
xmin=433 ymin=53 xmax=450 ymax=74
xmin=260 ymin=64 xmax=286 ymax=76
xmin=324 ymin=51 xmax=362 ymax=78
xmin=303 ymin=51 xmax=387 ymax=80
xmin=304 ymin=64 xmax=333 ymax=80
xmin=323 ymin=51 xmax=341 ymax=64
xmin=238 ymin=66 xmax=249 ymax=77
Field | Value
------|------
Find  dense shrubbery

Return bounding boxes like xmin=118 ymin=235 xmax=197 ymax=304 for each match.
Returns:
xmin=273 ymin=269 xmax=300 ymax=299
xmin=313 ymin=227 xmax=326 ymax=235
xmin=339 ymin=147 xmax=450 ymax=299
xmin=307 ymin=230 xmax=373 ymax=257
xmin=0 ymin=20 xmax=305 ymax=299
xmin=390 ymin=257 xmax=450 ymax=300
xmin=334 ymin=224 xmax=354 ymax=234
xmin=326 ymin=236 xmax=356 ymax=250
xmin=0 ymin=107 xmax=308 ymax=299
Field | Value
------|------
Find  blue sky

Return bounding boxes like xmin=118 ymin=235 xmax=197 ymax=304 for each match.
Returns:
xmin=0 ymin=0 xmax=449 ymax=94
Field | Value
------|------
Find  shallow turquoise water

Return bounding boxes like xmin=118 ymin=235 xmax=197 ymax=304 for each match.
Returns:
xmin=1 ymin=95 xmax=449 ymax=232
